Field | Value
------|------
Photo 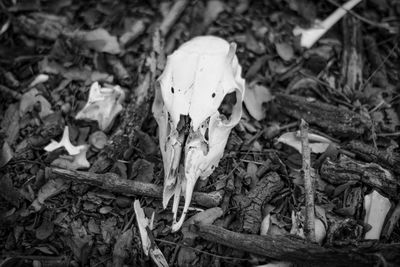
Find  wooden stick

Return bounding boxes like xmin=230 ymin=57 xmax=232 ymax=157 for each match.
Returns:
xmin=274 ymin=94 xmax=371 ymax=137
xmin=47 ymin=167 xmax=222 ymax=208
xmin=300 ymin=119 xmax=315 ymax=242
xmin=320 ymin=154 xmax=399 ymax=198
xmin=192 ymin=224 xmax=400 ymax=266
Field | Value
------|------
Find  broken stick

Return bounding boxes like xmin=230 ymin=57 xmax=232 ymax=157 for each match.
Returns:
xmin=192 ymin=224 xmax=400 ymax=266
xmin=47 ymin=167 xmax=222 ymax=208
xmin=274 ymin=93 xmax=372 ymax=137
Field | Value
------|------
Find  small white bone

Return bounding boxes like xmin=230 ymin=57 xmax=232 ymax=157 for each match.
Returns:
xmin=293 ymin=0 xmax=362 ymax=49
xmin=44 ymin=126 xmax=85 ymax=155
xmin=76 ymin=82 xmax=125 ymax=131
xmin=134 ymin=200 xmax=168 ymax=267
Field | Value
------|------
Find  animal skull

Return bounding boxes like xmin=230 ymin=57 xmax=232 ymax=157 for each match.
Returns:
xmin=152 ymin=36 xmax=245 ymax=231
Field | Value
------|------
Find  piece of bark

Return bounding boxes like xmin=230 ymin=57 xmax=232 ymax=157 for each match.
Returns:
xmin=191 ymin=224 xmax=400 ymax=266
xmin=320 ymin=155 xmax=399 ymax=198
xmin=233 ymin=172 xmax=284 ymax=233
xmin=325 ymin=213 xmax=363 ymax=246
xmin=381 ymin=202 xmax=400 ymax=240
xmin=340 ymin=15 xmax=363 ymax=93
xmin=346 ymin=140 xmax=400 ymax=175
xmin=274 ymin=93 xmax=372 ymax=137
xmin=48 ymin=167 xmax=222 ymax=208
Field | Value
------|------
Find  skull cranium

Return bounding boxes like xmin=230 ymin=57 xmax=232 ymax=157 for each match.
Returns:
xmin=152 ymin=36 xmax=245 ymax=231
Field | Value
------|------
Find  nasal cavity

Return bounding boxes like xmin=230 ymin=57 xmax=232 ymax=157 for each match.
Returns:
xmin=218 ymin=91 xmax=237 ymax=121
xmin=177 ymin=115 xmax=191 ymax=135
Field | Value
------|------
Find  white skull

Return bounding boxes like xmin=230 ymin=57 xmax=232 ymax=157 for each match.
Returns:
xmin=152 ymin=36 xmax=245 ymax=231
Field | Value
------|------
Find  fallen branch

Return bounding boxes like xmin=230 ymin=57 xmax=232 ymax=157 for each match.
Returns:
xmin=320 ymin=154 xmax=399 ymax=198
xmin=47 ymin=167 xmax=222 ymax=208
xmin=346 ymin=140 xmax=400 ymax=175
xmin=300 ymin=119 xmax=315 ymax=242
xmin=274 ymin=93 xmax=372 ymax=137
xmin=191 ymin=224 xmax=400 ymax=266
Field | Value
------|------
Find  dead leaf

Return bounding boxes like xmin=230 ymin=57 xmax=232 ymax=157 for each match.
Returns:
xmin=89 ymin=131 xmax=108 ymax=150
xmin=30 ymin=178 xmax=69 ymax=212
xmin=182 ymin=207 xmax=223 ymax=242
xmin=244 ymin=83 xmax=272 ymax=121
xmin=16 ymin=13 xmax=70 ymax=40
xmin=0 ymin=174 xmax=21 ymax=207
xmin=75 ymin=82 xmax=125 ymax=131
xmin=72 ymin=28 xmax=121 ymax=54
xmin=1 ymin=103 xmax=20 ymax=145
xmin=203 ymin=0 xmax=225 ymax=27
xmin=275 ymin=42 xmax=294 ymax=61
xmin=20 ymin=88 xmax=54 ymax=118
xmin=277 ymin=131 xmax=332 ymax=154
xmin=36 ymin=219 xmax=54 ymax=240
xmin=113 ymin=229 xmax=133 ymax=267
xmin=0 ymin=142 xmax=13 ymax=168
xmin=130 ymin=159 xmax=154 ymax=183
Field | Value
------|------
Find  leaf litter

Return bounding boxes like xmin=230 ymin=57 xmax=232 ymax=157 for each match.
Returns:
xmin=0 ymin=0 xmax=400 ymax=266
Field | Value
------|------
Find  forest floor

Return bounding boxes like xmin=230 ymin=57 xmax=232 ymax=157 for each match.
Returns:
xmin=1 ymin=0 xmax=400 ymax=266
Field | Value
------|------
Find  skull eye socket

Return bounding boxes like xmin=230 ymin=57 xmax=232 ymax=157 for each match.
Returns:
xmin=218 ymin=91 xmax=237 ymax=122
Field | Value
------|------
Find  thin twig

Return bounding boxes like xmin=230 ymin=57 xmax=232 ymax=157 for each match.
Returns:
xmin=326 ymin=0 xmax=396 ymax=32
xmin=360 ymin=43 xmax=398 ymax=91
xmin=300 ymin=119 xmax=316 ymax=242
xmin=0 ymin=84 xmax=21 ymax=99
xmin=155 ymin=238 xmax=251 ymax=262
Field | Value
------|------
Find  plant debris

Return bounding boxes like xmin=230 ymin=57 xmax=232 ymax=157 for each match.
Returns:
xmin=1 ymin=0 xmax=400 ymax=266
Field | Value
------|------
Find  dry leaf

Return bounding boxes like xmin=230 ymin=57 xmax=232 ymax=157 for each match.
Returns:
xmin=75 ymin=82 xmax=125 ymax=131
xmin=0 ymin=142 xmax=13 ymax=168
xmin=20 ymin=88 xmax=54 ymax=118
xmin=30 ymin=178 xmax=69 ymax=212
xmin=277 ymin=131 xmax=332 ymax=154
xmin=181 ymin=207 xmax=223 ymax=241
xmin=275 ymin=42 xmax=294 ymax=61
xmin=72 ymin=28 xmax=121 ymax=54
xmin=89 ymin=131 xmax=108 ymax=150
xmin=244 ymin=83 xmax=272 ymax=121
xmin=44 ymin=126 xmax=86 ymax=155
xmin=1 ymin=103 xmax=20 ymax=145
xmin=204 ymin=0 xmax=225 ymax=27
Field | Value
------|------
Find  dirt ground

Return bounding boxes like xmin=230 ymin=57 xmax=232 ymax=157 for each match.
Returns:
xmin=1 ymin=0 xmax=400 ymax=266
